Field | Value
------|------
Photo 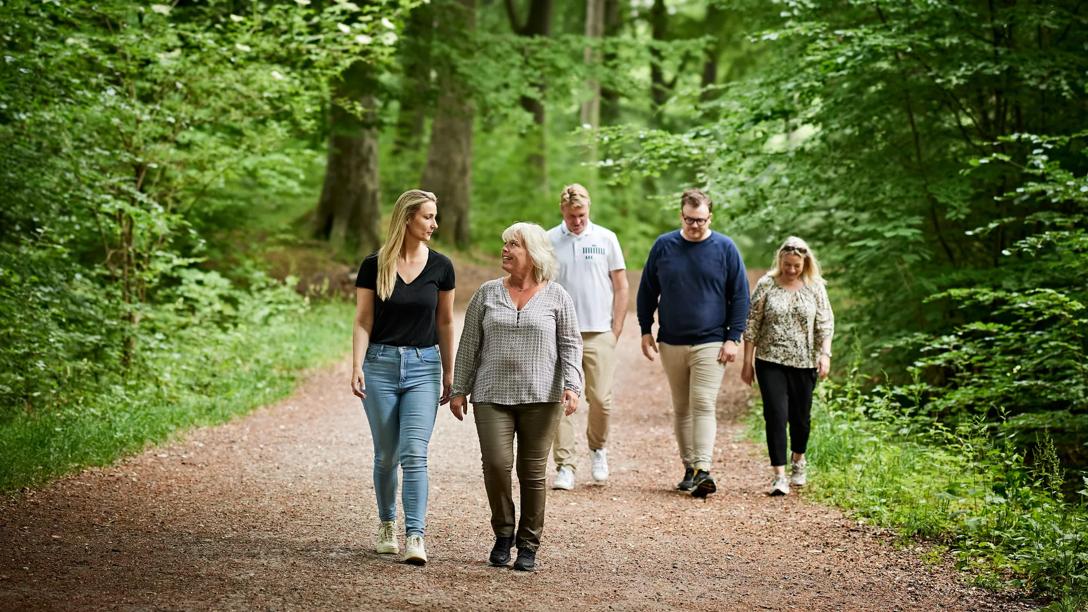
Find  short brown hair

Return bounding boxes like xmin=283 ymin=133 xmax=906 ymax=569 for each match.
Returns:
xmin=681 ymin=188 xmax=712 ymax=213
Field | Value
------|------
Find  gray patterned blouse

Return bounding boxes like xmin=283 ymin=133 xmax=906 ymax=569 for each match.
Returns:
xmin=452 ymin=279 xmax=584 ymax=405
xmin=743 ymin=274 xmax=834 ymax=369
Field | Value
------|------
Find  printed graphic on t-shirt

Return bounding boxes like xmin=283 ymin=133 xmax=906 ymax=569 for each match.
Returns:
xmin=582 ymin=245 xmax=606 ymax=260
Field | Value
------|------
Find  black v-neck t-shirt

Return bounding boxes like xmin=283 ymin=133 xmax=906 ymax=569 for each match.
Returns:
xmin=355 ymin=249 xmax=455 ymax=347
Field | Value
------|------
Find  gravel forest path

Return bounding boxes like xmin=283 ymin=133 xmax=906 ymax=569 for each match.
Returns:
xmin=0 ymin=269 xmax=1034 ymax=611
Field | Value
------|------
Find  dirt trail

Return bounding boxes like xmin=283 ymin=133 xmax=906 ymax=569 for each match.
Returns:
xmin=0 ymin=272 xmax=1033 ymax=610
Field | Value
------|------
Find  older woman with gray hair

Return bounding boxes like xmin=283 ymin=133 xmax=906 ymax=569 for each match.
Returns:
xmin=450 ymin=222 xmax=583 ymax=572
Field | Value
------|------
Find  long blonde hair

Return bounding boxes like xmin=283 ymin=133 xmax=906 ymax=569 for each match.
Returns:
xmin=376 ymin=189 xmax=437 ymax=300
xmin=501 ymin=222 xmax=558 ymax=282
xmin=560 ymin=183 xmax=591 ymax=209
xmin=769 ymin=236 xmax=825 ymax=285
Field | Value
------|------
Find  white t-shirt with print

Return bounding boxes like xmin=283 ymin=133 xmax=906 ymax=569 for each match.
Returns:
xmin=548 ymin=220 xmax=626 ymax=333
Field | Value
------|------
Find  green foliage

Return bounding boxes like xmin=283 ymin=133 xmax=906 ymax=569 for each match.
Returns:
xmin=0 ymin=0 xmax=411 ymax=411
xmin=751 ymin=373 xmax=1088 ymax=602
xmin=0 ymin=299 xmax=353 ymax=492
xmin=0 ymin=0 xmax=407 ymax=485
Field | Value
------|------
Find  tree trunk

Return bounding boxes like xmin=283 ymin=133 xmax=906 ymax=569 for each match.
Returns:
xmin=506 ymin=0 xmax=552 ymax=191
xmin=599 ymin=0 xmax=624 ymax=125
xmin=393 ymin=4 xmax=435 ymax=154
xmin=649 ymin=0 xmax=669 ymax=114
xmin=581 ymin=0 xmax=606 ymax=171
xmin=422 ymin=0 xmax=475 ymax=248
xmin=313 ymin=61 xmax=381 ymax=256
xmin=700 ymin=2 xmax=726 ymax=106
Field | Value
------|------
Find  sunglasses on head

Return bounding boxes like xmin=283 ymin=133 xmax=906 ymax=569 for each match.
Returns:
xmin=782 ymin=244 xmax=808 ymax=255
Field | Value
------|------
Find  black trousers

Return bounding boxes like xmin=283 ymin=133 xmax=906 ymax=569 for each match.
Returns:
xmin=755 ymin=359 xmax=817 ymax=467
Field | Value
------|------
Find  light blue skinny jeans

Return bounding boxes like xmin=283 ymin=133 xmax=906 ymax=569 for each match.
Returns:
xmin=361 ymin=343 xmax=441 ymax=536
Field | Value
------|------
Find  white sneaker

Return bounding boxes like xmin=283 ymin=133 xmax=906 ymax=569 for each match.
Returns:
xmin=553 ymin=466 xmax=575 ymax=490
xmin=591 ymin=448 xmax=609 ymax=483
xmin=404 ymin=534 xmax=427 ymax=565
xmin=770 ymin=475 xmax=790 ymax=496
xmin=376 ymin=520 xmax=399 ymax=554
xmin=790 ymin=460 xmax=807 ymax=487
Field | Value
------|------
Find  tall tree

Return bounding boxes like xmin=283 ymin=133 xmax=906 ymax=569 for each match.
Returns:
xmin=421 ymin=0 xmax=476 ymax=248
xmin=313 ymin=61 xmax=382 ymax=255
xmin=505 ymin=0 xmax=552 ymax=190
xmin=599 ymin=0 xmax=625 ymax=125
xmin=393 ymin=3 xmax=435 ymax=155
xmin=581 ymin=0 xmax=606 ymax=171
xmin=648 ymin=0 xmax=673 ymax=120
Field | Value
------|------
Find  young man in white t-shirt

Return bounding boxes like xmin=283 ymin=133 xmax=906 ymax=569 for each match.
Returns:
xmin=547 ymin=184 xmax=628 ymax=489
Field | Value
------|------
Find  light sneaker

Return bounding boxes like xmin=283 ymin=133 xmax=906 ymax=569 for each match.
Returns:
xmin=591 ymin=448 xmax=609 ymax=483
xmin=376 ymin=520 xmax=399 ymax=554
xmin=790 ymin=460 xmax=807 ymax=487
xmin=770 ymin=475 xmax=790 ymax=496
xmin=404 ymin=534 xmax=427 ymax=565
xmin=552 ymin=466 xmax=575 ymax=490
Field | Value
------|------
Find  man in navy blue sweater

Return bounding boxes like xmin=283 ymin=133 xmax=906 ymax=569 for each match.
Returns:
xmin=636 ymin=188 xmax=750 ymax=498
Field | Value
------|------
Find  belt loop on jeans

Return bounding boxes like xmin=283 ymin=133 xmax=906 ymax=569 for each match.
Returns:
xmin=414 ymin=347 xmax=422 ymax=359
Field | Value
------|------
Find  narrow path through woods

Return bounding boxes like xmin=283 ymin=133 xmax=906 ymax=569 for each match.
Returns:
xmin=1 ymin=268 xmax=1033 ymax=611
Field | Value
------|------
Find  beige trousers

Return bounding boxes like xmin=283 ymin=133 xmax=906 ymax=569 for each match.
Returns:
xmin=658 ymin=342 xmax=725 ymax=472
xmin=474 ymin=402 xmax=562 ymax=552
xmin=552 ymin=331 xmax=617 ymax=470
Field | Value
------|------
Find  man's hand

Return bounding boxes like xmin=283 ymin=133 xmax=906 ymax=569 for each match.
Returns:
xmin=641 ymin=334 xmax=659 ymax=361
xmin=718 ymin=340 xmax=739 ymax=364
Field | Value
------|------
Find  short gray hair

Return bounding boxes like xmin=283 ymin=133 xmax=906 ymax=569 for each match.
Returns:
xmin=502 ymin=222 xmax=558 ymax=282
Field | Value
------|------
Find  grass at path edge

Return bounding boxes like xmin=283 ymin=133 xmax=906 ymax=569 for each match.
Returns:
xmin=0 ymin=301 xmax=353 ymax=494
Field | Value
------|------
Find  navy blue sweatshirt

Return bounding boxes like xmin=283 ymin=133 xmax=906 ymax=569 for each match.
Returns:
xmin=636 ymin=230 xmax=750 ymax=345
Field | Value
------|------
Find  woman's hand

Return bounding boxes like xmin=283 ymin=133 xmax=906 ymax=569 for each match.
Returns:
xmin=561 ymin=389 xmax=580 ymax=416
xmin=740 ymin=362 xmax=754 ymax=386
xmin=439 ymin=374 xmax=453 ymax=405
xmin=351 ymin=370 xmax=366 ymax=399
xmin=450 ymin=395 xmax=469 ymax=421
xmin=817 ymin=355 xmax=831 ymax=379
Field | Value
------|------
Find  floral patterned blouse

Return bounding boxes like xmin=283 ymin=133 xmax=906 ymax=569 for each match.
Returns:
xmin=743 ymin=274 xmax=834 ymax=369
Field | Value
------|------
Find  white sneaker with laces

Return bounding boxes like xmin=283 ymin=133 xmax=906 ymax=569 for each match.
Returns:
xmin=404 ymin=534 xmax=427 ymax=565
xmin=591 ymin=448 xmax=609 ymax=483
xmin=770 ymin=475 xmax=790 ymax=496
xmin=376 ymin=520 xmax=399 ymax=554
xmin=553 ymin=466 xmax=575 ymax=490
xmin=790 ymin=460 xmax=807 ymax=487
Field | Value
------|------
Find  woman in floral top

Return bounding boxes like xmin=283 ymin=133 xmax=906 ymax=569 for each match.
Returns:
xmin=741 ymin=237 xmax=834 ymax=496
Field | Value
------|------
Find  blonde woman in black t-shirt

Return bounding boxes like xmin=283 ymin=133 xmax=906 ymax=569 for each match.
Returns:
xmin=351 ymin=189 xmax=456 ymax=565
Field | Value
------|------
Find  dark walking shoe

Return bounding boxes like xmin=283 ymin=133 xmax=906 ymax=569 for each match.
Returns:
xmin=488 ymin=536 xmax=514 ymax=566
xmin=512 ymin=548 xmax=536 ymax=572
xmin=676 ymin=466 xmax=695 ymax=491
xmin=691 ymin=469 xmax=717 ymax=498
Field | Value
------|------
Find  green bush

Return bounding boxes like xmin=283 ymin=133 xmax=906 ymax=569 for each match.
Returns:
xmin=0 ymin=297 xmax=353 ymax=493
xmin=755 ymin=372 xmax=1088 ymax=603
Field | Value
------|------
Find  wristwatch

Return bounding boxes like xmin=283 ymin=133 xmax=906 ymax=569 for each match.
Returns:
xmin=820 ymin=349 xmax=832 ymax=357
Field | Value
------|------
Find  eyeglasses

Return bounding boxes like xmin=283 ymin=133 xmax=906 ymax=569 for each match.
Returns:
xmin=782 ymin=245 xmax=808 ymax=255
xmin=682 ymin=215 xmax=710 ymax=227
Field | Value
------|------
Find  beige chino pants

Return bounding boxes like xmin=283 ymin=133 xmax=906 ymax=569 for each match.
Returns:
xmin=474 ymin=402 xmax=562 ymax=552
xmin=658 ymin=342 xmax=726 ymax=472
xmin=552 ymin=331 xmax=617 ymax=470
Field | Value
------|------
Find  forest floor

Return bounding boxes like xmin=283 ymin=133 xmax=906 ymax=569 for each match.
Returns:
xmin=0 ymin=264 xmax=1037 ymax=611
